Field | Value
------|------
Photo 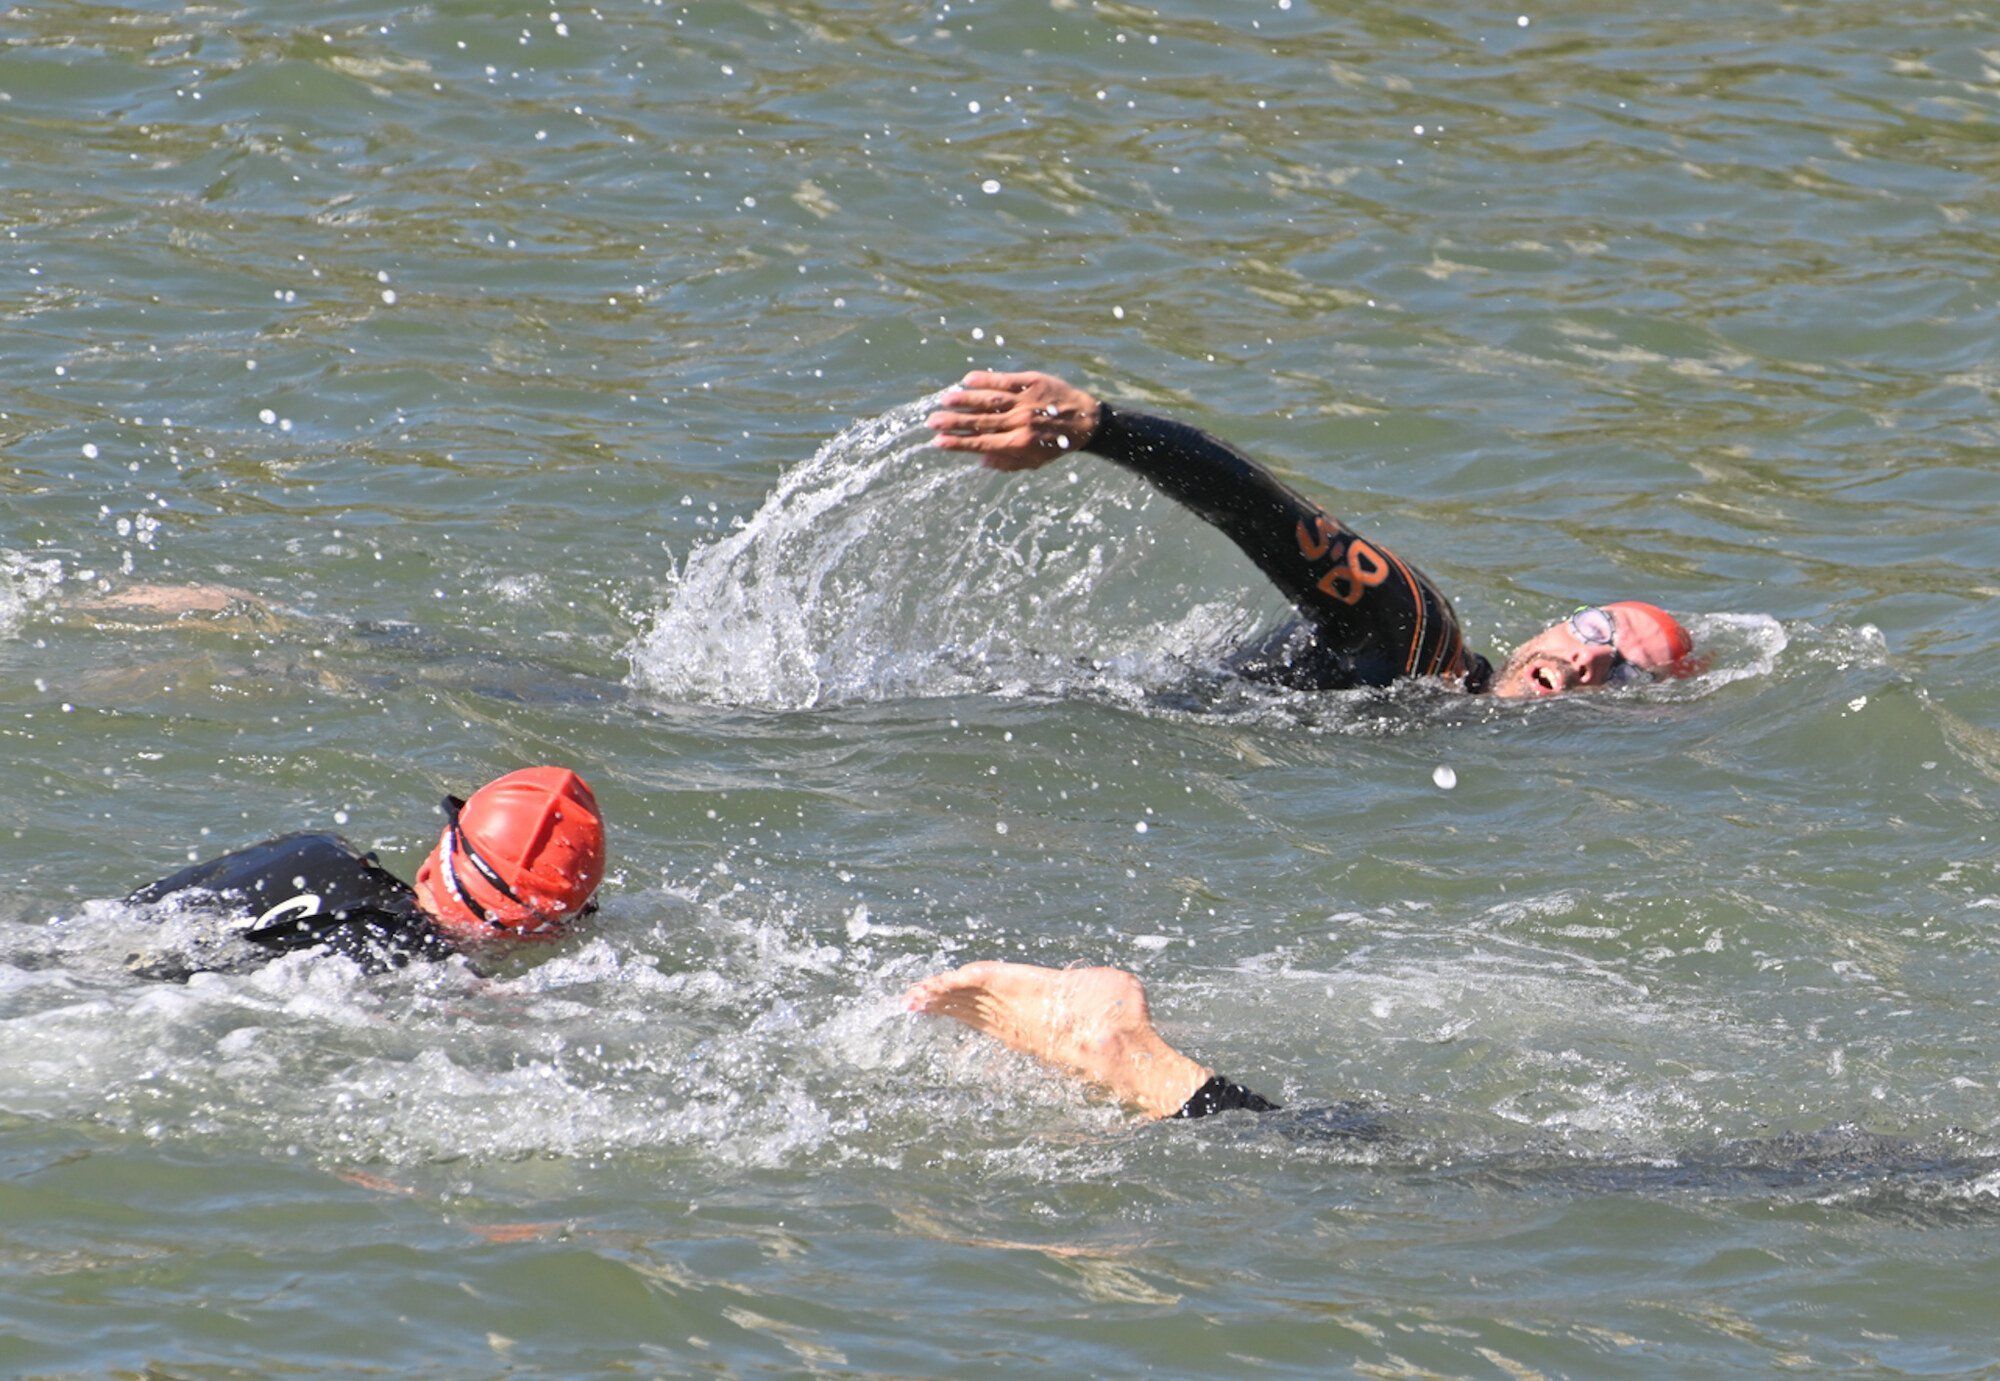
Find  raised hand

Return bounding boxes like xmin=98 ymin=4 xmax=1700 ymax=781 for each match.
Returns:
xmin=926 ymin=370 xmax=1102 ymax=471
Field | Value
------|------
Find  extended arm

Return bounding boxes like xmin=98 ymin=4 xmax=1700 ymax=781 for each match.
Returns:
xmin=902 ymin=960 xmax=1278 ymax=1120
xmin=928 ymin=371 xmax=1484 ymax=690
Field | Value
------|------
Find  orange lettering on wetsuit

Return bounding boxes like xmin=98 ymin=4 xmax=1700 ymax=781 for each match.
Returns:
xmin=1298 ymin=514 xmax=1336 ymax=561
xmin=1297 ymin=513 xmax=1390 ymax=606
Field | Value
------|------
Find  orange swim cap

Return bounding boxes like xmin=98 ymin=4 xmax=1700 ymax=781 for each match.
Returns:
xmin=416 ymin=767 xmax=606 ymax=941
xmin=1603 ymin=601 xmax=1696 ymax=677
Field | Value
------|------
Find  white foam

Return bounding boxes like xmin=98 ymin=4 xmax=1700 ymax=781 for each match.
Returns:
xmin=0 ymin=887 xmax=961 ymax=1169
xmin=0 ymin=550 xmax=63 ymax=639
xmin=1686 ymin=611 xmax=1788 ymax=688
xmin=626 ymin=397 xmax=1255 ymax=709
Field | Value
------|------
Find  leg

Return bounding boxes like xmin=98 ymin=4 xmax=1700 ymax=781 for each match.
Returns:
xmin=902 ymin=961 xmax=1213 ymax=1118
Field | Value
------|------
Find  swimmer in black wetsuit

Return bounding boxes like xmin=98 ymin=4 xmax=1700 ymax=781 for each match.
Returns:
xmin=125 ymin=766 xmax=605 ymax=979
xmin=927 ymin=371 xmax=1698 ymax=698
xmin=905 ymin=961 xmax=2000 ymax=1204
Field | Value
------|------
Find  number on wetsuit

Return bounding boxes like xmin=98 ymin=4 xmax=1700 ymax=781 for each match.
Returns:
xmin=1297 ymin=514 xmax=1389 ymax=606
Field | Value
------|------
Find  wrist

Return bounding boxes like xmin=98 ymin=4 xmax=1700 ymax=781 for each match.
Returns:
xmin=1079 ymin=398 xmax=1109 ymax=453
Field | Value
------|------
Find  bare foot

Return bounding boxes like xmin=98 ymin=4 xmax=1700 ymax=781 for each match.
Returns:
xmin=903 ymin=960 xmax=1211 ymax=1118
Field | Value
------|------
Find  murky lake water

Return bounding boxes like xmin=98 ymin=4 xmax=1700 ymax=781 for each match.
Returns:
xmin=4 ymin=0 xmax=1999 ymax=1371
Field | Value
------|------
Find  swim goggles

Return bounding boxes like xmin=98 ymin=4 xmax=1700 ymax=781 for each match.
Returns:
xmin=1567 ymin=606 xmax=1642 ymax=683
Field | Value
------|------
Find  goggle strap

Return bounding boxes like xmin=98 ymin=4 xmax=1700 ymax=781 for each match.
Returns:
xmin=440 ymin=794 xmax=527 ymax=906
xmin=436 ymin=793 xmax=571 ymax=936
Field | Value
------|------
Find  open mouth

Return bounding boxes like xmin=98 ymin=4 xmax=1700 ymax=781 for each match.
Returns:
xmin=1529 ymin=661 xmax=1568 ymax=695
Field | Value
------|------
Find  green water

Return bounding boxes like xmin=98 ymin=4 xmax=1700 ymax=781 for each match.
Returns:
xmin=4 ymin=0 xmax=1999 ymax=1372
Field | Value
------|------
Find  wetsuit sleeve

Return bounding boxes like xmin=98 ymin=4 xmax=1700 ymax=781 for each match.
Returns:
xmin=1086 ymin=403 xmax=1486 ymax=690
xmin=1174 ymin=1075 xmax=1281 ymax=1118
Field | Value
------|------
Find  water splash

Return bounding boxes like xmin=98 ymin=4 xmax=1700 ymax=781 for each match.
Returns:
xmin=626 ymin=396 xmax=1254 ymax=710
xmin=0 ymin=886 xmax=955 ymax=1169
xmin=0 ymin=551 xmax=64 ymax=639
xmin=1685 ymin=611 xmax=1789 ymax=689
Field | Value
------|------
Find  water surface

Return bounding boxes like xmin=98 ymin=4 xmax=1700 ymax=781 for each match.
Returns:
xmin=4 ymin=0 xmax=1999 ymax=1372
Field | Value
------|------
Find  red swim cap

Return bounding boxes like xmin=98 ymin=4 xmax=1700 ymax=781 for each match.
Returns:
xmin=1603 ymin=601 xmax=1696 ymax=677
xmin=415 ymin=767 xmax=605 ymax=941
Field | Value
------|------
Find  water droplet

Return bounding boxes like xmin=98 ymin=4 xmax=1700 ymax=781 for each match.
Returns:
xmin=980 ymin=179 xmax=1000 ymax=194
xmin=1432 ymin=765 xmax=1458 ymax=790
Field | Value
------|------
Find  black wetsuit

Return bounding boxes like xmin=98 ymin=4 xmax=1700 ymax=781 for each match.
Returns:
xmin=127 ymin=832 xmax=459 ymax=978
xmin=1087 ymin=404 xmax=1492 ymax=692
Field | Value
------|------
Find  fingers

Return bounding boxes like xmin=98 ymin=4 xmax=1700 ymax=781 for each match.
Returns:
xmin=958 ymin=370 xmax=1053 ymax=393
xmin=931 ymin=429 xmax=1037 ymax=453
xmin=920 ymin=400 xmax=1016 ymax=428
xmin=927 ymin=406 xmax=1017 ymax=434
xmin=936 ymin=387 xmax=1022 ymax=415
xmin=928 ymin=371 xmax=1081 ymax=472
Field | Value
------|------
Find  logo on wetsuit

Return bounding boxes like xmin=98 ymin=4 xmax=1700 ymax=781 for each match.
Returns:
xmin=251 ymin=892 xmax=323 ymax=930
xmin=1297 ymin=512 xmax=1389 ymax=606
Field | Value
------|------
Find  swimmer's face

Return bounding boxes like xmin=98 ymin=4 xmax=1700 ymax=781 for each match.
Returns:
xmin=1489 ymin=604 xmax=1687 ymax=698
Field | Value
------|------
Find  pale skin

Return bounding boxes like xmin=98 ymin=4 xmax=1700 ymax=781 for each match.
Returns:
xmin=926 ymin=370 xmax=1675 ymax=698
xmin=76 ymin=583 xmax=255 ymax=615
xmin=902 ymin=960 xmax=1213 ymax=1119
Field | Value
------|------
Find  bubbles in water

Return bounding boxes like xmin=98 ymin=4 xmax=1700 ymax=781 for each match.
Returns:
xmin=0 ymin=550 xmax=64 ymax=639
xmin=626 ymin=397 xmax=1258 ymax=710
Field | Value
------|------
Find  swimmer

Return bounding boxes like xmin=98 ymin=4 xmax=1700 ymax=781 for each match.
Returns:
xmin=903 ymin=960 xmax=1275 ymax=1119
xmin=928 ymin=371 xmax=1697 ymax=697
xmin=904 ymin=961 xmax=2000 ymax=1208
xmin=124 ymin=766 xmax=605 ymax=979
